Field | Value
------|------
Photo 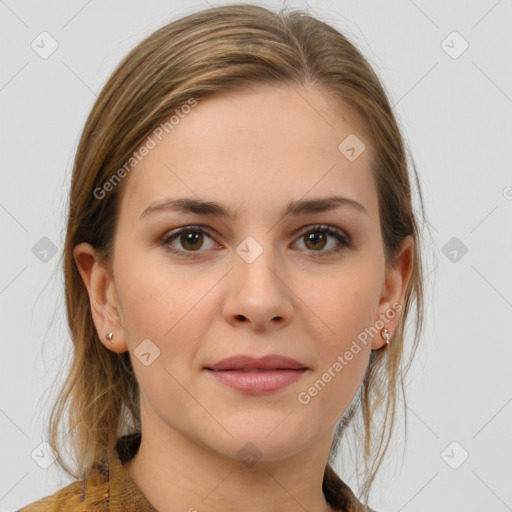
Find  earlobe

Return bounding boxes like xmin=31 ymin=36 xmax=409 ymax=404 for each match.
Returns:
xmin=371 ymin=235 xmax=414 ymax=350
xmin=72 ymin=242 xmax=128 ymax=353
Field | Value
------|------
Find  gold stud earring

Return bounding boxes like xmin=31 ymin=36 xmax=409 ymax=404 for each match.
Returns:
xmin=381 ymin=328 xmax=391 ymax=344
xmin=105 ymin=332 xmax=114 ymax=344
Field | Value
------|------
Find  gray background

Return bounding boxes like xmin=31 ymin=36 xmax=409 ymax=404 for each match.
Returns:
xmin=1 ymin=0 xmax=511 ymax=511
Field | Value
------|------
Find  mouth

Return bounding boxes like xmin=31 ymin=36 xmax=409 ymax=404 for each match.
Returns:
xmin=205 ymin=354 xmax=308 ymax=372
xmin=206 ymin=368 xmax=300 ymax=372
xmin=203 ymin=354 xmax=309 ymax=394
xmin=204 ymin=368 xmax=308 ymax=394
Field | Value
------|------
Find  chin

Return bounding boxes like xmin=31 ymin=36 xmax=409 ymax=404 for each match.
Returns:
xmin=205 ymin=427 xmax=313 ymax=465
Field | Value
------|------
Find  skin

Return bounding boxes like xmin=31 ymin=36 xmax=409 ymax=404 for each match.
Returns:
xmin=74 ymin=83 xmax=413 ymax=512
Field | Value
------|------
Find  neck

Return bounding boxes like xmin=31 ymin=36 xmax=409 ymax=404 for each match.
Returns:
xmin=123 ymin=416 xmax=337 ymax=512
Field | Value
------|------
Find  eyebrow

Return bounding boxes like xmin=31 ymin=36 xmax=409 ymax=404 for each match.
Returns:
xmin=140 ymin=195 xmax=368 ymax=220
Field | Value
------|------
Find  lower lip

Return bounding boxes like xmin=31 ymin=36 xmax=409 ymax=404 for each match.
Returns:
xmin=205 ymin=369 xmax=307 ymax=394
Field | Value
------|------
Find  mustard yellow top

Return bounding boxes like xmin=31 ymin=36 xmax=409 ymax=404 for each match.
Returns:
xmin=17 ymin=433 xmax=373 ymax=512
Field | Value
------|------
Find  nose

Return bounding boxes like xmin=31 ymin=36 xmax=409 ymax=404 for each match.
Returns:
xmin=222 ymin=241 xmax=294 ymax=332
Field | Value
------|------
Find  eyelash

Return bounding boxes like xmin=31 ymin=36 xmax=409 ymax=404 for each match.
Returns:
xmin=160 ymin=224 xmax=351 ymax=259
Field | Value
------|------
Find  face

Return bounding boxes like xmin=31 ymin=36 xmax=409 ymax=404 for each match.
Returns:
xmin=75 ymin=84 xmax=411 ymax=463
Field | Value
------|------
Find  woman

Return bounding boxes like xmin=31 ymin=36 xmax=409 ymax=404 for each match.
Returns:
xmin=18 ymin=3 xmax=426 ymax=511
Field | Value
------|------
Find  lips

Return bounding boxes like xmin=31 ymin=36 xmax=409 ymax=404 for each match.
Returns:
xmin=205 ymin=354 xmax=308 ymax=372
xmin=204 ymin=355 xmax=309 ymax=394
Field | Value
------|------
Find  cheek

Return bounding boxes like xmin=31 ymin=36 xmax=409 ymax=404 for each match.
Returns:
xmin=300 ymin=289 xmax=375 ymax=428
xmin=306 ymin=263 xmax=381 ymax=350
xmin=299 ymin=262 xmax=380 ymax=409
xmin=115 ymin=248 xmax=208 ymax=338
xmin=114 ymin=255 xmax=220 ymax=380
xmin=115 ymin=267 xmax=204 ymax=400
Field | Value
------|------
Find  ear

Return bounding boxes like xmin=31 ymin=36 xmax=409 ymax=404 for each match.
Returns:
xmin=371 ymin=235 xmax=414 ymax=350
xmin=72 ymin=242 xmax=128 ymax=353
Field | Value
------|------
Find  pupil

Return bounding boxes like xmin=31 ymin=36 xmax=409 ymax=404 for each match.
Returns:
xmin=183 ymin=232 xmax=202 ymax=250
xmin=307 ymin=232 xmax=325 ymax=250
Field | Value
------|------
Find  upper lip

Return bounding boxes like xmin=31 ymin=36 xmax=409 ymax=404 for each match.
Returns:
xmin=205 ymin=354 xmax=308 ymax=371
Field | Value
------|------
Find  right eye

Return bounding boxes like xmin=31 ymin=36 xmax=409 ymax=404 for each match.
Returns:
xmin=160 ymin=225 xmax=218 ymax=257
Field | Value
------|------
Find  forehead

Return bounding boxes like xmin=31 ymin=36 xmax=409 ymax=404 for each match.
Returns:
xmin=117 ymin=84 xmax=378 ymax=224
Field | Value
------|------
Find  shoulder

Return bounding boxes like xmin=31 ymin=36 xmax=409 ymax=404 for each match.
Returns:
xmin=17 ymin=480 xmax=87 ymax=512
xmin=16 ymin=464 xmax=110 ymax=512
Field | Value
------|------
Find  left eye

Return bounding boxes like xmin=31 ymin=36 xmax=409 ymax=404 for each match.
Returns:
xmin=161 ymin=224 xmax=350 ymax=258
xmin=294 ymin=224 xmax=350 ymax=254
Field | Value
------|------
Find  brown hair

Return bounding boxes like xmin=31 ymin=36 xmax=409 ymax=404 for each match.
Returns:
xmin=48 ymin=3 xmax=427 ymax=507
